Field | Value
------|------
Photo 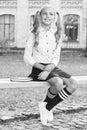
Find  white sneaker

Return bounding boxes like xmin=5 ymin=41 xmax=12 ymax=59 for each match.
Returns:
xmin=48 ymin=110 xmax=54 ymax=122
xmin=38 ymin=102 xmax=48 ymax=125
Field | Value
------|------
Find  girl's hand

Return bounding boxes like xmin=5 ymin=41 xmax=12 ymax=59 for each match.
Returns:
xmin=38 ymin=71 xmax=50 ymax=80
xmin=44 ymin=63 xmax=55 ymax=72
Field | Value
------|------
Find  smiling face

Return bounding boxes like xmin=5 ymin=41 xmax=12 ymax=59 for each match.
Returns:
xmin=40 ymin=7 xmax=55 ymax=26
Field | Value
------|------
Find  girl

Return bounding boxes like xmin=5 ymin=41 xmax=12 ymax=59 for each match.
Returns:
xmin=24 ymin=6 xmax=77 ymax=125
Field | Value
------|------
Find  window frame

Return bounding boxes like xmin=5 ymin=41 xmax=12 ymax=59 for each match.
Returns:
xmin=63 ymin=14 xmax=80 ymax=43
xmin=0 ymin=14 xmax=15 ymax=43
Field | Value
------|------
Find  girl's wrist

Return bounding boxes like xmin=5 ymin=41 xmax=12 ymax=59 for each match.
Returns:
xmin=43 ymin=70 xmax=50 ymax=74
xmin=44 ymin=63 xmax=55 ymax=72
xmin=44 ymin=69 xmax=50 ymax=73
xmin=33 ymin=62 xmax=45 ymax=70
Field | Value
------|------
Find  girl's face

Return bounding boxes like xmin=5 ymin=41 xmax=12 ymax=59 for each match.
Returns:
xmin=40 ymin=7 xmax=55 ymax=26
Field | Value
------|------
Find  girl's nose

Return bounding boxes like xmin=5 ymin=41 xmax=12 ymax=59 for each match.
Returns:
xmin=46 ymin=14 xmax=50 ymax=18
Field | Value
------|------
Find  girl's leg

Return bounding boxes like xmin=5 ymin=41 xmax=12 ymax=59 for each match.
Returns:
xmin=39 ymin=77 xmax=65 ymax=124
xmin=44 ymin=76 xmax=64 ymax=103
xmin=44 ymin=86 xmax=57 ymax=102
xmin=43 ymin=86 xmax=57 ymax=122
xmin=46 ymin=76 xmax=78 ymax=111
xmin=39 ymin=67 xmax=77 ymax=125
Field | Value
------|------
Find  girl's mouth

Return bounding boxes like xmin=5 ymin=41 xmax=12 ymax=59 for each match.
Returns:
xmin=45 ymin=19 xmax=51 ymax=22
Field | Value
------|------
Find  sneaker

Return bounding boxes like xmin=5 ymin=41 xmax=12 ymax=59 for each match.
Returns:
xmin=38 ymin=102 xmax=49 ymax=125
xmin=48 ymin=110 xmax=54 ymax=122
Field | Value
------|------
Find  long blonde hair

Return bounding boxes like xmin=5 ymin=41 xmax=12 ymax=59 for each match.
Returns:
xmin=31 ymin=7 xmax=62 ymax=48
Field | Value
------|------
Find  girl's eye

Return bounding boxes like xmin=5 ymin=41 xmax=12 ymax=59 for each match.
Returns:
xmin=50 ymin=13 xmax=54 ymax=16
xmin=41 ymin=12 xmax=54 ymax=16
xmin=42 ymin=12 xmax=47 ymax=15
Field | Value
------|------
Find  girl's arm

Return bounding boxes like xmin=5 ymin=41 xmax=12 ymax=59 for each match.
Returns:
xmin=51 ymin=38 xmax=62 ymax=66
xmin=33 ymin=62 xmax=45 ymax=70
xmin=24 ymin=32 xmax=45 ymax=70
xmin=52 ymin=42 xmax=62 ymax=65
xmin=24 ymin=32 xmax=36 ymax=66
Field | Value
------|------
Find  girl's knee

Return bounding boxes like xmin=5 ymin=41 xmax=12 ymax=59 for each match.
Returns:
xmin=50 ymin=86 xmax=58 ymax=94
xmin=69 ymin=77 xmax=78 ymax=92
xmin=48 ymin=77 xmax=64 ymax=91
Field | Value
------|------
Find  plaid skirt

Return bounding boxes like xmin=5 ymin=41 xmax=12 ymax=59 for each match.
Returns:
xmin=29 ymin=64 xmax=71 ymax=81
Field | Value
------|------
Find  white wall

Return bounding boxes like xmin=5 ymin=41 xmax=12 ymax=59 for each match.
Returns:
xmin=16 ymin=0 xmax=28 ymax=48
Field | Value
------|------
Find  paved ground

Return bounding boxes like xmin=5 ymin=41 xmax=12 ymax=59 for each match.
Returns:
xmin=0 ymin=51 xmax=87 ymax=130
xmin=0 ymin=85 xmax=87 ymax=130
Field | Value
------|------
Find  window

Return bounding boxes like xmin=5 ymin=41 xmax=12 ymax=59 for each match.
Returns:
xmin=0 ymin=14 xmax=15 ymax=46
xmin=63 ymin=14 xmax=80 ymax=42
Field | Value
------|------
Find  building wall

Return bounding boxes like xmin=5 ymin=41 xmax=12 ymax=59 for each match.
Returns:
xmin=0 ymin=0 xmax=87 ymax=49
xmin=83 ymin=0 xmax=87 ymax=49
xmin=16 ymin=0 xmax=28 ymax=47
xmin=0 ymin=0 xmax=17 ymax=47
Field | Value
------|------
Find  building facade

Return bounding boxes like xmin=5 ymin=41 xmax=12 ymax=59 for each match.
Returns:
xmin=0 ymin=0 xmax=87 ymax=49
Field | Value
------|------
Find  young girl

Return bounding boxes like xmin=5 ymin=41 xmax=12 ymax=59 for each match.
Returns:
xmin=24 ymin=6 xmax=77 ymax=125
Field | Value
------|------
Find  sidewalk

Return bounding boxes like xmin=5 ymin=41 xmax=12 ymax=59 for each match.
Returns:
xmin=0 ymin=85 xmax=87 ymax=130
xmin=0 ymin=52 xmax=87 ymax=130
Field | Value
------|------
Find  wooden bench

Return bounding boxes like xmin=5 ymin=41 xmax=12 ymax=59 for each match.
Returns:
xmin=0 ymin=76 xmax=87 ymax=89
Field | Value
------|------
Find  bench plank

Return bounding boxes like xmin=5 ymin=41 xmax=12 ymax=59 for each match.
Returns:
xmin=0 ymin=76 xmax=87 ymax=89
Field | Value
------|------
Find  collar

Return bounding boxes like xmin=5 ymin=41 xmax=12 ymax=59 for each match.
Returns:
xmin=39 ymin=26 xmax=55 ymax=33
